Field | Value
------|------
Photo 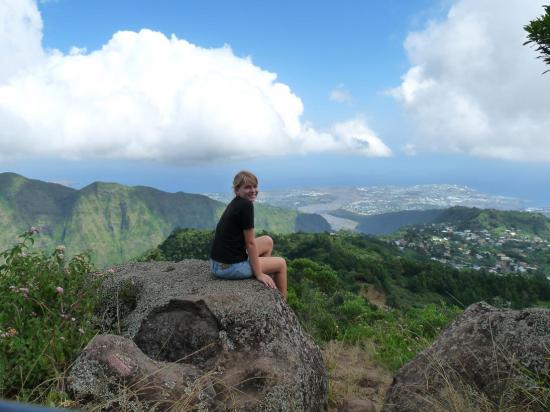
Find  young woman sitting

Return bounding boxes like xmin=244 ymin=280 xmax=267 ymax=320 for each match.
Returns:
xmin=209 ymin=170 xmax=288 ymax=300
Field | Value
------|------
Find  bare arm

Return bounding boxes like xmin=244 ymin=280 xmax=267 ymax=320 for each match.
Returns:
xmin=243 ymin=228 xmax=276 ymax=289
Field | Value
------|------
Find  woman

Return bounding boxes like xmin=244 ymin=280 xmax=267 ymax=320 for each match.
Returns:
xmin=209 ymin=171 xmax=288 ymax=299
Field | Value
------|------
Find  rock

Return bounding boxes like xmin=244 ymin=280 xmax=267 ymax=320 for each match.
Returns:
xmin=339 ymin=398 xmax=376 ymax=412
xmin=383 ymin=302 xmax=550 ymax=412
xmin=70 ymin=260 xmax=327 ymax=411
xmin=68 ymin=334 xmax=214 ymax=410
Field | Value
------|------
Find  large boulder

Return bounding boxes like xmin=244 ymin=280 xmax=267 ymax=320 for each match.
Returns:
xmin=68 ymin=334 xmax=215 ymax=410
xmin=383 ymin=302 xmax=550 ymax=412
xmin=69 ymin=260 xmax=327 ymax=411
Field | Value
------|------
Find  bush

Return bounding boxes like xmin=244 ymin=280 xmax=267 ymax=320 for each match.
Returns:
xmin=0 ymin=229 xmax=100 ymax=403
xmin=158 ymin=228 xmax=214 ymax=261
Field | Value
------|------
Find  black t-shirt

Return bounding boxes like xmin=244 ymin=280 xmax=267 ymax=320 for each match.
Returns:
xmin=210 ymin=196 xmax=254 ymax=263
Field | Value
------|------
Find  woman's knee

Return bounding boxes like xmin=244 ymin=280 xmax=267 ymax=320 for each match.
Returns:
xmin=259 ymin=256 xmax=285 ymax=273
xmin=256 ymin=235 xmax=273 ymax=255
xmin=262 ymin=235 xmax=274 ymax=250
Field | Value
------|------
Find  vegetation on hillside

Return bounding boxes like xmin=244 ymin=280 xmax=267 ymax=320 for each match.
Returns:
xmin=0 ymin=173 xmax=329 ymax=267
xmin=2 ymin=223 xmax=548 ymax=409
xmin=383 ymin=207 xmax=550 ymax=277
xmin=143 ymin=228 xmax=550 ymax=371
xmin=332 ymin=208 xmax=445 ymax=235
xmin=334 ymin=206 xmax=550 ymax=238
xmin=433 ymin=207 xmax=550 ymax=237
xmin=0 ymin=229 xmax=100 ymax=404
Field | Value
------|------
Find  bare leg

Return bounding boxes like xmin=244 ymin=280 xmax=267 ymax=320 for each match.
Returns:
xmin=258 ymin=256 xmax=287 ymax=300
xmin=255 ymin=235 xmax=273 ymax=257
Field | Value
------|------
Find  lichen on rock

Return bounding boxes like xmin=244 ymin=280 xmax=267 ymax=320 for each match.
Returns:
xmin=69 ymin=260 xmax=327 ymax=411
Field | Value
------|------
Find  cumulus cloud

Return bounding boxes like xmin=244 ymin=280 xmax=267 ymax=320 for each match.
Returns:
xmin=300 ymin=118 xmax=391 ymax=157
xmin=391 ymin=0 xmax=550 ymax=161
xmin=329 ymin=84 xmax=352 ymax=103
xmin=0 ymin=0 xmax=390 ymax=163
xmin=0 ymin=0 xmax=44 ymax=80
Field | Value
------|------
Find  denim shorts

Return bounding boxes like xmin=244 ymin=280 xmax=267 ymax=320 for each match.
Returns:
xmin=209 ymin=258 xmax=253 ymax=279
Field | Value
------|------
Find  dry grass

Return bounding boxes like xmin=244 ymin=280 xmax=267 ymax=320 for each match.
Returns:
xmin=26 ymin=297 xmax=549 ymax=412
xmin=360 ymin=283 xmax=387 ymax=310
xmin=415 ymin=352 xmax=496 ymax=412
xmin=398 ymin=341 xmax=550 ymax=412
xmin=325 ymin=328 xmax=548 ymax=412
xmin=422 ymin=361 xmax=548 ymax=412
xmin=26 ymin=339 xmax=548 ymax=412
xmin=65 ymin=369 xmax=217 ymax=411
xmin=81 ymin=369 xmax=279 ymax=412
xmin=323 ymin=340 xmax=392 ymax=411
xmin=58 ymin=343 xmax=283 ymax=412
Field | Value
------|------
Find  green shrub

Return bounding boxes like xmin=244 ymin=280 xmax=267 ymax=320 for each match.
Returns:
xmin=404 ymin=303 xmax=459 ymax=339
xmin=288 ymin=285 xmax=339 ymax=341
xmin=146 ymin=228 xmax=548 ymax=373
xmin=288 ymin=258 xmax=341 ymax=294
xmin=0 ymin=229 xmax=100 ymax=403
xmin=337 ymin=295 xmax=371 ymax=323
xmin=158 ymin=228 xmax=214 ymax=261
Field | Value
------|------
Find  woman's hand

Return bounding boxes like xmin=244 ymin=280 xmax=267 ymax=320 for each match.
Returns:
xmin=255 ymin=273 xmax=276 ymax=289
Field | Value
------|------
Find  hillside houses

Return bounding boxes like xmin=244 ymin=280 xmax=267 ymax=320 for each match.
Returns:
xmin=397 ymin=223 xmax=549 ymax=275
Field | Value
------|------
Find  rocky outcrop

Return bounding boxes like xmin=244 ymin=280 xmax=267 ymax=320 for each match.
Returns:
xmin=383 ymin=302 xmax=550 ymax=412
xmin=68 ymin=334 xmax=214 ymax=410
xmin=69 ymin=260 xmax=327 ymax=411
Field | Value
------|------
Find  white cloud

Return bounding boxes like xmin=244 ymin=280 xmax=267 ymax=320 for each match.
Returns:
xmin=300 ymin=119 xmax=392 ymax=157
xmin=0 ymin=0 xmax=390 ymax=163
xmin=402 ymin=143 xmax=417 ymax=156
xmin=0 ymin=0 xmax=44 ymax=80
xmin=329 ymin=84 xmax=352 ymax=103
xmin=391 ymin=0 xmax=550 ymax=161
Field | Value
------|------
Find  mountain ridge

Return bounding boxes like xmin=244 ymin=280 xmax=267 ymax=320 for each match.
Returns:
xmin=0 ymin=172 xmax=329 ymax=266
xmin=332 ymin=206 xmax=550 ymax=238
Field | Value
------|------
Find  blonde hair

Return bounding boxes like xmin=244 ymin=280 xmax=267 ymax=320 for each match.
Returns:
xmin=233 ymin=170 xmax=258 ymax=193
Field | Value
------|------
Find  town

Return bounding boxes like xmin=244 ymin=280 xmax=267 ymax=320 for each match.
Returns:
xmin=394 ymin=224 xmax=550 ymax=276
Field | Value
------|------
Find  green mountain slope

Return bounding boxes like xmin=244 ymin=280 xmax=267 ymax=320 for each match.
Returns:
xmin=60 ymin=182 xmax=223 ymax=265
xmin=434 ymin=207 xmax=550 ymax=238
xmin=0 ymin=172 xmax=77 ymax=250
xmin=332 ymin=206 xmax=550 ymax=239
xmin=147 ymin=228 xmax=550 ymax=370
xmin=0 ymin=173 xmax=329 ymax=266
xmin=331 ymin=209 xmax=445 ymax=234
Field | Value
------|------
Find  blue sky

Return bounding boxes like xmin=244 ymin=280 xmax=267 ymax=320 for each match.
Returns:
xmin=1 ymin=0 xmax=550 ymax=205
